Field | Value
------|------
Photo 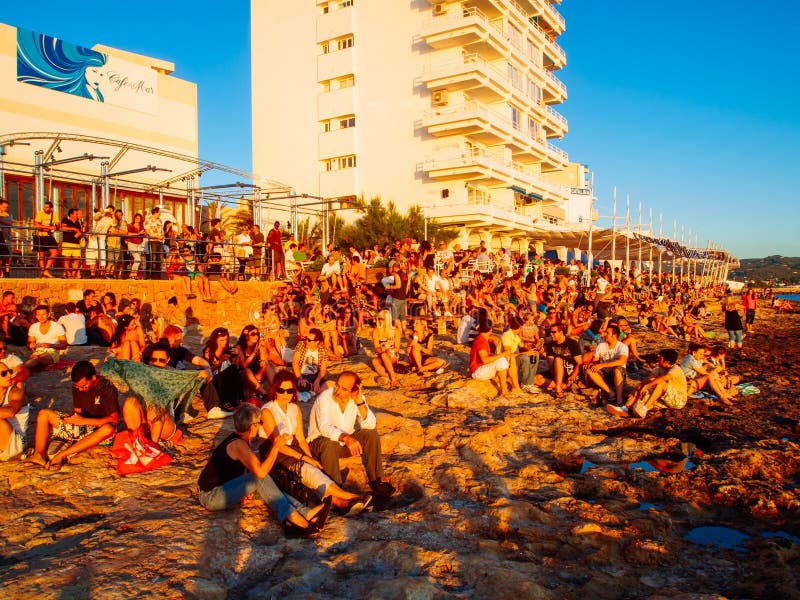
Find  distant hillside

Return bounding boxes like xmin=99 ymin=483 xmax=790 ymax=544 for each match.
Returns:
xmin=729 ymin=255 xmax=800 ymax=285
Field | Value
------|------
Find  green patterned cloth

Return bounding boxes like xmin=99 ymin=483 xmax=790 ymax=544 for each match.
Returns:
xmin=101 ymin=357 xmax=206 ymax=412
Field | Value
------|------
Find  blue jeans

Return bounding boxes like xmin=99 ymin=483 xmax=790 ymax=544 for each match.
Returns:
xmin=728 ymin=330 xmax=743 ymax=346
xmin=198 ymin=473 xmax=304 ymax=522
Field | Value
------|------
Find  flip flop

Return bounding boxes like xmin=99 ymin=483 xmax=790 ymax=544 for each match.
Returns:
xmin=45 ymin=460 xmax=65 ymax=471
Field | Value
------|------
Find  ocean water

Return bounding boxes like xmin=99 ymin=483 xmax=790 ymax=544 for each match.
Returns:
xmin=777 ymin=294 xmax=800 ymax=302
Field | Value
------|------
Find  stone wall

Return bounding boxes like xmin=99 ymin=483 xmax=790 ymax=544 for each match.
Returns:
xmin=5 ymin=278 xmax=285 ymax=336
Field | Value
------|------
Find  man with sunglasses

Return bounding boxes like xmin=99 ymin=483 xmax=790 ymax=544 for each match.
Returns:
xmin=0 ymin=360 xmax=27 ymax=461
xmin=307 ymin=371 xmax=395 ymax=497
xmin=119 ymin=342 xmax=183 ymax=448
xmin=27 ymin=361 xmax=118 ymax=470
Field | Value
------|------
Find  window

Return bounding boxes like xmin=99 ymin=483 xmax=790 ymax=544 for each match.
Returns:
xmin=321 ymin=115 xmax=356 ymax=132
xmin=507 ymin=62 xmax=522 ymax=91
xmin=529 ymin=118 xmax=540 ymax=141
xmin=321 ymin=42 xmax=330 ymax=54
xmin=510 ymin=105 xmax=520 ymax=130
xmin=508 ymin=25 xmax=522 ymax=50
xmin=320 ymin=75 xmax=354 ymax=92
xmin=337 ymin=36 xmax=354 ymax=51
xmin=324 ymin=155 xmax=357 ymax=171
xmin=339 ymin=0 xmax=353 ymax=7
xmin=529 ymin=80 xmax=542 ymax=103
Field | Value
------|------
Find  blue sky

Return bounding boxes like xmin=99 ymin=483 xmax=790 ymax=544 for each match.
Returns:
xmin=2 ymin=1 xmax=798 ymax=258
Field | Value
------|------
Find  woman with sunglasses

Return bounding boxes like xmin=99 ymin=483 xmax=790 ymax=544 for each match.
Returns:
xmin=198 ymin=403 xmax=332 ymax=537
xmin=291 ymin=327 xmax=329 ymax=397
xmin=0 ymin=359 xmax=28 ymax=461
xmin=259 ymin=370 xmax=371 ymax=516
xmin=234 ymin=325 xmax=273 ymax=398
xmin=201 ymin=327 xmax=244 ymax=416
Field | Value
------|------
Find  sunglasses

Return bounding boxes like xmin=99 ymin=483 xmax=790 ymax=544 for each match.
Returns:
xmin=276 ymin=386 xmax=294 ymax=394
xmin=0 ymin=369 xmax=10 ymax=377
xmin=150 ymin=357 xmax=169 ymax=365
xmin=247 ymin=331 xmax=260 ymax=337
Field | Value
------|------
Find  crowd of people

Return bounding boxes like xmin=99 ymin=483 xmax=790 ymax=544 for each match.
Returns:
xmin=0 ymin=228 xmax=761 ymax=537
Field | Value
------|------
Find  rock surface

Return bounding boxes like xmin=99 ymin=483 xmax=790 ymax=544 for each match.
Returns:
xmin=1 ymin=304 xmax=799 ymax=599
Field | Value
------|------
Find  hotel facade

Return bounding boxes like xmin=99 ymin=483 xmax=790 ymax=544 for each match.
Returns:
xmin=252 ymin=0 xmax=593 ymax=252
xmin=0 ymin=22 xmax=202 ymax=239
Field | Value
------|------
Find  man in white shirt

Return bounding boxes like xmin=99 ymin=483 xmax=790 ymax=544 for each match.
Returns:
xmin=57 ymin=302 xmax=88 ymax=346
xmin=24 ymin=305 xmax=68 ymax=371
xmin=319 ymin=254 xmax=342 ymax=289
xmin=307 ymin=371 xmax=394 ymax=496
xmin=584 ymin=322 xmax=629 ymax=405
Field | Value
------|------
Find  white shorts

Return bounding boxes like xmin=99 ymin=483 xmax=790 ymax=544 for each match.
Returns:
xmin=0 ymin=429 xmax=24 ymax=461
xmin=471 ymin=357 xmax=510 ymax=381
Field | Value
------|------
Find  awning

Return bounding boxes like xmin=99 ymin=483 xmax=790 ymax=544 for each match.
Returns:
xmin=509 ymin=186 xmax=543 ymax=201
xmin=529 ymin=228 xmax=734 ymax=262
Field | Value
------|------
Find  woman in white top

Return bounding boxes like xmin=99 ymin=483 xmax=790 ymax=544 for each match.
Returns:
xmin=0 ymin=360 xmax=27 ymax=460
xmin=259 ymin=370 xmax=370 ymax=516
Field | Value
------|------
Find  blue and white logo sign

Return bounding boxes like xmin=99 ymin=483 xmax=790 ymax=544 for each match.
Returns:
xmin=16 ymin=28 xmax=158 ymax=114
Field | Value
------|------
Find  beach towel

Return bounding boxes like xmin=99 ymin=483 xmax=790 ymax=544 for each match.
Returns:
xmin=735 ymin=383 xmax=760 ymax=395
xmin=101 ymin=357 xmax=206 ymax=415
xmin=43 ymin=359 xmax=76 ymax=371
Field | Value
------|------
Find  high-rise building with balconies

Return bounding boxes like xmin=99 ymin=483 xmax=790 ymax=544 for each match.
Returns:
xmin=252 ymin=0 xmax=590 ymax=249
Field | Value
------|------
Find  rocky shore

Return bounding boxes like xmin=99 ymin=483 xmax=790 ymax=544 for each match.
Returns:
xmin=1 ymin=304 xmax=798 ymax=599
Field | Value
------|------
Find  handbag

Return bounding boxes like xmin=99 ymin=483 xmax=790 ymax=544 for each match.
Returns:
xmin=111 ymin=427 xmax=173 ymax=475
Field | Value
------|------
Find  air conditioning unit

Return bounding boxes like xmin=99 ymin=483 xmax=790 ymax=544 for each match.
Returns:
xmin=432 ymin=89 xmax=449 ymax=107
xmin=434 ymin=3 xmax=446 ymax=16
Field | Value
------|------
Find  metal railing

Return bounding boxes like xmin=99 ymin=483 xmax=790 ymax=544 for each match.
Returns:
xmin=0 ymin=221 xmax=286 ymax=281
xmin=419 ymin=147 xmax=570 ymax=199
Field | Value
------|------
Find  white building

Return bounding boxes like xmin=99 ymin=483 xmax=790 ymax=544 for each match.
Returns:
xmin=252 ymin=0 xmax=593 ymax=252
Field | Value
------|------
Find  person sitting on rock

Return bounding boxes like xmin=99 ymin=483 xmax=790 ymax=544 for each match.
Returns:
xmin=197 ymin=403 xmax=332 ymax=537
xmin=26 ymin=361 xmax=119 ymax=470
xmin=541 ymin=323 xmax=583 ymax=399
xmin=259 ymin=370 xmax=371 ymax=516
xmin=584 ymin=322 xmax=629 ymax=405
xmin=406 ymin=318 xmax=447 ymax=376
xmin=120 ymin=341 xmax=184 ymax=449
xmin=607 ymin=349 xmax=687 ymax=418
xmin=0 ymin=340 xmax=30 ymax=389
xmin=0 ymin=360 xmax=28 ymax=461
xmin=291 ymin=327 xmax=330 ymax=400
xmin=307 ymin=371 xmax=395 ymax=497
xmin=616 ymin=317 xmax=645 ymax=372
xmin=24 ymin=305 xmax=68 ymax=372
xmin=469 ymin=322 xmax=512 ymax=398
xmin=680 ymin=342 xmax=732 ymax=405
xmin=500 ymin=317 xmax=544 ymax=394
xmin=370 ymin=309 xmax=401 ymax=388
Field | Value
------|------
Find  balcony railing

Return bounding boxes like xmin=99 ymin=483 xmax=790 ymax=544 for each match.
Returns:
xmin=422 ymin=99 xmax=553 ymax=149
xmin=545 ymin=105 xmax=567 ymax=130
xmin=420 ymin=52 xmax=509 ymax=89
xmin=546 ymin=141 xmax=568 ymax=163
xmin=543 ymin=69 xmax=567 ymax=97
xmin=540 ymin=1 xmax=566 ymax=32
xmin=420 ymin=147 xmax=570 ymax=198
xmin=421 ymin=6 xmax=499 ymax=36
xmin=549 ymin=39 xmax=567 ymax=65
